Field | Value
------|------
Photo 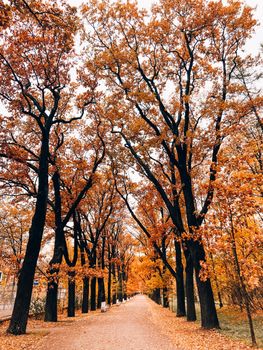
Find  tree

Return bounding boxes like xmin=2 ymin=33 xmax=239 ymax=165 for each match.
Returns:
xmin=44 ymin=118 xmax=106 ymax=322
xmin=0 ymin=1 xmax=84 ymax=334
xmin=201 ymin=112 xmax=262 ymax=346
xmin=82 ymin=0 xmax=258 ymax=328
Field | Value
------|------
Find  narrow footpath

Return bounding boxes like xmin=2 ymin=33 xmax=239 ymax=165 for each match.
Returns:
xmin=37 ymin=295 xmax=178 ymax=350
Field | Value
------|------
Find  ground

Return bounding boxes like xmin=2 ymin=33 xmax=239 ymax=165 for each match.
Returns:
xmin=0 ymin=295 xmax=262 ymax=350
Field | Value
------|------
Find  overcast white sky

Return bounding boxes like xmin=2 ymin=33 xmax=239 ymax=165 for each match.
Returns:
xmin=66 ymin=0 xmax=263 ymax=54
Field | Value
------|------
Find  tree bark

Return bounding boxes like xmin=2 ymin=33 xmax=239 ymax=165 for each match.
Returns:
xmin=107 ymin=257 xmax=112 ymax=305
xmin=188 ymin=240 xmax=219 ymax=328
xmin=7 ymin=135 xmax=49 ymax=335
xmin=82 ymin=277 xmax=89 ymax=313
xmin=90 ymin=277 xmax=97 ymax=311
xmin=45 ymin=280 xmax=58 ymax=322
xmin=97 ymin=277 xmax=105 ymax=308
xmin=152 ymin=288 xmax=161 ymax=304
xmin=45 ymin=172 xmax=63 ymax=322
xmin=175 ymin=240 xmax=186 ymax=316
xmin=184 ymin=246 xmax=196 ymax=321
xmin=67 ymin=271 xmax=76 ymax=317
xmin=117 ymin=266 xmax=123 ymax=302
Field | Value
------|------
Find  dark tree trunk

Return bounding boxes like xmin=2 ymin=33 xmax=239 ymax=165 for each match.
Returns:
xmin=179 ymin=163 xmax=219 ymax=329
xmin=188 ymin=240 xmax=219 ymax=329
xmin=82 ymin=277 xmax=89 ymax=313
xmin=67 ymin=271 xmax=76 ymax=317
xmin=7 ymin=136 xmax=49 ymax=335
xmin=218 ymin=291 xmax=223 ymax=309
xmin=97 ymin=235 xmax=106 ymax=308
xmin=163 ymin=286 xmax=169 ymax=308
xmin=107 ymin=260 xmax=112 ymax=305
xmin=161 ymin=236 xmax=169 ymax=308
xmin=122 ymin=266 xmax=127 ymax=301
xmin=45 ymin=280 xmax=58 ymax=322
xmin=45 ymin=172 xmax=64 ymax=322
xmin=97 ymin=277 xmax=105 ymax=308
xmin=112 ymin=258 xmax=117 ymax=304
xmin=112 ymin=292 xmax=117 ymax=304
xmin=184 ymin=246 xmax=196 ymax=321
xmin=175 ymin=240 xmax=186 ymax=317
xmin=117 ymin=266 xmax=123 ymax=302
xmin=152 ymin=288 xmax=161 ymax=304
xmin=89 ymin=251 xmax=97 ymax=311
xmin=90 ymin=277 xmax=97 ymax=311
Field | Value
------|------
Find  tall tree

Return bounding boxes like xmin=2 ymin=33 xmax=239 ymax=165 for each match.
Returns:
xmin=83 ymin=0 xmax=258 ymax=328
xmin=0 ymin=1 xmax=83 ymax=334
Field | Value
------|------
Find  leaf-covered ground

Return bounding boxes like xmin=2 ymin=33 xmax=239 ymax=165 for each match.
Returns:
xmin=149 ymin=300 xmax=263 ymax=350
xmin=0 ymin=296 xmax=262 ymax=350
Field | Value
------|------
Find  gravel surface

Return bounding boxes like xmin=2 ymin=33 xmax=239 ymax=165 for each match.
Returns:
xmin=37 ymin=295 xmax=180 ymax=350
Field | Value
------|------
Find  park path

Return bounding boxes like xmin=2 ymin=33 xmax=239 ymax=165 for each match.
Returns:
xmin=36 ymin=295 xmax=179 ymax=350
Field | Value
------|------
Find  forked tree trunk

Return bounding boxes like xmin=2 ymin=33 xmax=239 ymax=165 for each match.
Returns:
xmin=188 ymin=240 xmax=219 ymax=329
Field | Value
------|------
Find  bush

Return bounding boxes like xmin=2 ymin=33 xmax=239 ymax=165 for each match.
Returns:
xmin=30 ymin=297 xmax=45 ymax=319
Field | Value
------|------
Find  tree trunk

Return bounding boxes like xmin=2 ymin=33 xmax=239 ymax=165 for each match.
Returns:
xmin=45 ymin=172 xmax=64 ymax=322
xmin=67 ymin=271 xmax=75 ymax=317
xmin=184 ymin=246 xmax=196 ymax=321
xmin=7 ymin=136 xmax=49 ymax=335
xmin=163 ymin=286 xmax=169 ymax=308
xmin=107 ymin=260 xmax=112 ymax=305
xmin=97 ymin=236 xmax=106 ymax=308
xmin=175 ymin=240 xmax=186 ymax=317
xmin=152 ymin=288 xmax=161 ymax=304
xmin=90 ymin=277 xmax=97 ymax=311
xmin=97 ymin=277 xmax=105 ymax=308
xmin=117 ymin=266 xmax=123 ymax=302
xmin=82 ymin=277 xmax=89 ymax=313
xmin=45 ymin=280 xmax=58 ymax=322
xmin=188 ymin=240 xmax=219 ymax=329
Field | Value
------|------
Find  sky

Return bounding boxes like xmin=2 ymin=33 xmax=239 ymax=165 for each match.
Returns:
xmin=66 ymin=0 xmax=263 ymax=54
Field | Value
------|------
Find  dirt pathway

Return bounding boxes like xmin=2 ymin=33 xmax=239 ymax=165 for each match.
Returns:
xmin=36 ymin=295 xmax=179 ymax=350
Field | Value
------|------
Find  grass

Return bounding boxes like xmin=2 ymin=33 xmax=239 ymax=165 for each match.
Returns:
xmin=194 ymin=303 xmax=263 ymax=348
xmin=217 ymin=306 xmax=263 ymax=348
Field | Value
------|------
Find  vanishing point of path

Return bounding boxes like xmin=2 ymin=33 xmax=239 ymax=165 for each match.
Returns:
xmin=37 ymin=295 xmax=179 ymax=350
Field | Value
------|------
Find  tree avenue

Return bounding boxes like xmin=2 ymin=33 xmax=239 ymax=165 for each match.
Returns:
xmin=0 ymin=0 xmax=262 ymax=346
xmin=82 ymin=0 xmax=260 ymax=330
